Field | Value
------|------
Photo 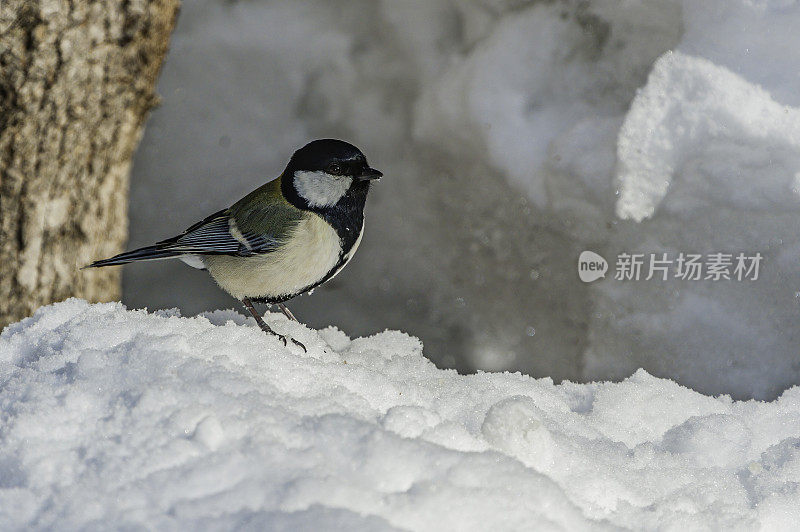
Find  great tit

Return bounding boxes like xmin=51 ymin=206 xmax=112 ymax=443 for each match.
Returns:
xmin=87 ymin=139 xmax=382 ymax=351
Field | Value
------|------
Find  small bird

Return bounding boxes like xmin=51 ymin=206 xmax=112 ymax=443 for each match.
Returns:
xmin=87 ymin=139 xmax=382 ymax=351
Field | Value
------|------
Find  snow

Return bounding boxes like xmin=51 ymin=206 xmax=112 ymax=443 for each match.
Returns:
xmin=2 ymin=301 xmax=800 ymax=530
xmin=616 ymin=52 xmax=800 ymax=222
xmin=586 ymin=1 xmax=800 ymax=400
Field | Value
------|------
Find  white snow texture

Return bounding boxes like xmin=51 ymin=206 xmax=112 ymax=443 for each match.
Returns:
xmin=1 ymin=300 xmax=799 ymax=530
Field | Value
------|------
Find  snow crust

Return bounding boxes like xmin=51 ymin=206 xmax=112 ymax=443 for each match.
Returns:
xmin=2 ymin=301 xmax=799 ymax=530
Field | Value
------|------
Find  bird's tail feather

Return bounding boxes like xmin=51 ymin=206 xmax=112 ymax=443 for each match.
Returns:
xmin=84 ymin=246 xmax=181 ymax=268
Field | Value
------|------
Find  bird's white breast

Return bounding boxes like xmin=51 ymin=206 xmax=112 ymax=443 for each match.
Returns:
xmin=203 ymin=212 xmax=343 ymax=300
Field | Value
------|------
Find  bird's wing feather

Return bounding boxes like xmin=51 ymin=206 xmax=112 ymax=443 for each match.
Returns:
xmin=228 ymin=177 xmax=305 ymax=254
xmin=86 ymin=177 xmax=304 ymax=268
xmin=162 ymin=210 xmax=240 ymax=253
xmin=157 ymin=179 xmax=303 ymax=256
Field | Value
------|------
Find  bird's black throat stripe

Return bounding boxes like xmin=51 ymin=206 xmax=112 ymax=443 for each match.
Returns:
xmin=318 ymin=181 xmax=369 ymax=253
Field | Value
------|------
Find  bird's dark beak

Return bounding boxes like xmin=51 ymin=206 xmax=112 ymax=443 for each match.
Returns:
xmin=357 ymin=167 xmax=383 ymax=181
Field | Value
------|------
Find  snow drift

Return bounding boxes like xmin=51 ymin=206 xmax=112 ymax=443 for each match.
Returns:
xmin=1 ymin=300 xmax=799 ymax=530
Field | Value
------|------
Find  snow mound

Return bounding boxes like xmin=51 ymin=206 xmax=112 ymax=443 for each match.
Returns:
xmin=1 ymin=301 xmax=799 ymax=529
xmin=616 ymin=51 xmax=800 ymax=222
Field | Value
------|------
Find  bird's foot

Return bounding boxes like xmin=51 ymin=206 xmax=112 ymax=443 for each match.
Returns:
xmin=242 ymin=297 xmax=306 ymax=352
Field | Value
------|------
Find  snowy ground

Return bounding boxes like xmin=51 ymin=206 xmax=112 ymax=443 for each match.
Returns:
xmin=1 ymin=301 xmax=798 ymax=530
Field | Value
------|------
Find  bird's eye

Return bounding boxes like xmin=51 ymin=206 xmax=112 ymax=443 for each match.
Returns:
xmin=327 ymin=163 xmax=343 ymax=175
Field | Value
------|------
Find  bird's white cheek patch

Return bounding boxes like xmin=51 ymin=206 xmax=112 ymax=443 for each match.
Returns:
xmin=294 ymin=171 xmax=352 ymax=207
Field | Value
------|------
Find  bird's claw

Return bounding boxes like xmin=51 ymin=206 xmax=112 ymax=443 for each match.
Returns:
xmin=292 ymin=338 xmax=308 ymax=353
xmin=280 ymin=334 xmax=307 ymax=352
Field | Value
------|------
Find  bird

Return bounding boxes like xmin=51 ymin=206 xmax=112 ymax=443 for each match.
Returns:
xmin=86 ymin=139 xmax=382 ymax=351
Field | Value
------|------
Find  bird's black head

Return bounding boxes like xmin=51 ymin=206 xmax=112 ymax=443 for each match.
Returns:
xmin=282 ymin=139 xmax=382 ymax=211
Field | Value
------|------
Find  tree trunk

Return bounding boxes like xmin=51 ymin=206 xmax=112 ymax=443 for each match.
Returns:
xmin=0 ymin=0 xmax=180 ymax=327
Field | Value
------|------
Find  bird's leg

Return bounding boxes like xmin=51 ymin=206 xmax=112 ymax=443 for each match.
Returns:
xmin=277 ymin=303 xmax=298 ymax=322
xmin=242 ymin=297 xmax=306 ymax=352
xmin=241 ymin=297 xmax=278 ymax=335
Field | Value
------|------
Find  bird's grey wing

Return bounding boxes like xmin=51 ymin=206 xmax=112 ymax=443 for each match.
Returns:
xmin=85 ymin=181 xmax=302 ymax=268
xmin=156 ymin=208 xmax=285 ymax=256
xmin=153 ymin=178 xmax=304 ymax=256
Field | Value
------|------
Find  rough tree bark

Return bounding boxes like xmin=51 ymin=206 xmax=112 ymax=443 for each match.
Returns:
xmin=0 ymin=0 xmax=180 ymax=327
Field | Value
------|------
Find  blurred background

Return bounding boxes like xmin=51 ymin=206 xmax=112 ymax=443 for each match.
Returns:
xmin=125 ymin=0 xmax=800 ymax=401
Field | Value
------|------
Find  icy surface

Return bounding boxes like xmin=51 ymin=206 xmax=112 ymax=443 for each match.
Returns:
xmin=1 ymin=301 xmax=799 ymax=530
